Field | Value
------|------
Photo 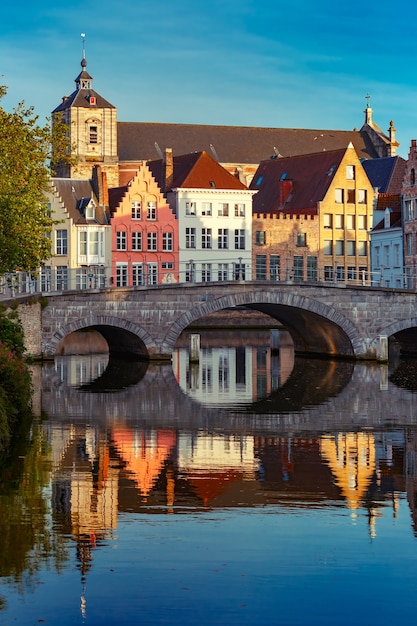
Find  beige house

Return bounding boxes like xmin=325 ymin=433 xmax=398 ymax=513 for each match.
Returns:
xmin=251 ymin=143 xmax=375 ymax=283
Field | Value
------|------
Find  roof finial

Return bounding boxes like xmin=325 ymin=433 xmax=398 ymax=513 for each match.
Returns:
xmin=81 ymin=33 xmax=86 ymax=60
xmin=365 ymin=93 xmax=371 ymax=108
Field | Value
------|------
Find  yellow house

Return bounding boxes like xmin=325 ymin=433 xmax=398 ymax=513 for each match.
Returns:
xmin=251 ymin=143 xmax=375 ymax=283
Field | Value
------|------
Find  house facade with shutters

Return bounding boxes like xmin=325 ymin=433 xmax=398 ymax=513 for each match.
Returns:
xmin=251 ymin=143 xmax=375 ymax=283
xmin=109 ymin=161 xmax=178 ymax=286
xmin=148 ymin=150 xmax=255 ymax=282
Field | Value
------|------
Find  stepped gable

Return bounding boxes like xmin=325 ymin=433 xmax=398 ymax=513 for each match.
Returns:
xmin=118 ymin=122 xmax=378 ymax=164
xmin=51 ymin=178 xmax=109 ymax=224
xmin=250 ymin=147 xmax=347 ymax=215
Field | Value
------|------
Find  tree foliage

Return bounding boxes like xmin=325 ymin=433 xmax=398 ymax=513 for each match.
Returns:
xmin=0 ymin=86 xmax=71 ymax=274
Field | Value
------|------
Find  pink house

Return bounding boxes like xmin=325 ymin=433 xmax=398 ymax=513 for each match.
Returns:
xmin=109 ymin=161 xmax=178 ymax=286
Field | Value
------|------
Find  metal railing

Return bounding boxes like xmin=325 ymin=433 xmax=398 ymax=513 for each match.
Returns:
xmin=0 ymin=263 xmax=414 ymax=299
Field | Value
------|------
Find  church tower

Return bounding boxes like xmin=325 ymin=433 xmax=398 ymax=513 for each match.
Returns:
xmin=52 ymin=39 xmax=119 ymax=187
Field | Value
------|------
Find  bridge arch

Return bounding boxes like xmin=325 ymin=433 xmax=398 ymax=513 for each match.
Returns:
xmin=161 ymin=289 xmax=365 ymax=358
xmin=44 ymin=314 xmax=158 ymax=358
xmin=370 ymin=317 xmax=417 ymax=357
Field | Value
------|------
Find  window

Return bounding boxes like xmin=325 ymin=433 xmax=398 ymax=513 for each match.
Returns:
xmin=132 ymin=231 xmax=142 ymax=251
xmin=335 ymin=189 xmax=344 ymax=204
xmin=202 ymin=263 xmax=212 ymax=282
xmin=297 ymin=232 xmax=307 ymax=246
xmin=161 ymin=262 xmax=174 ymax=270
xmin=255 ymin=231 xmax=266 ymax=245
xmin=324 ymin=213 xmax=332 ymax=228
xmin=235 ymin=229 xmax=245 ymax=250
xmin=346 ymin=214 xmax=355 ymax=230
xmin=335 ymin=240 xmax=344 ymax=256
xmin=307 ymin=256 xmax=317 ymax=280
xmin=132 ymin=263 xmax=144 ymax=286
xmin=324 ymin=266 xmax=333 ymax=281
xmin=405 ymin=200 xmax=413 ymax=221
xmin=218 ymin=203 xmax=229 ymax=217
xmin=394 ymin=243 xmax=400 ymax=266
xmin=132 ymin=201 xmax=141 ymax=220
xmin=218 ymin=263 xmax=229 ymax=281
xmin=234 ymin=263 xmax=246 ymax=280
xmin=347 ymin=266 xmax=356 ymax=281
xmin=358 ymin=189 xmax=367 ymax=204
xmin=85 ymin=203 xmax=95 ymax=220
xmin=347 ymin=189 xmax=355 ymax=204
xmin=147 ymin=263 xmax=158 ymax=285
xmin=412 ymin=168 xmax=416 ymax=186
xmin=89 ymin=125 xmax=98 ymax=144
xmin=324 ymin=240 xmax=333 ymax=256
xmin=147 ymin=201 xmax=156 ymax=220
xmin=374 ymin=246 xmax=380 ymax=267
xmin=186 ymin=227 xmax=196 ymax=249
xmin=335 ymin=214 xmax=344 ymax=229
xmin=89 ymin=231 xmax=99 ymax=256
xmin=56 ymin=229 xmax=68 ymax=255
xmin=347 ymin=240 xmax=356 ymax=256
xmin=406 ymin=233 xmax=413 ymax=256
xmin=56 ymin=266 xmax=68 ymax=291
xmin=162 ymin=232 xmax=173 ymax=251
xmin=185 ymin=201 xmax=196 ymax=216
xmin=357 ymin=241 xmax=367 ymax=256
xmin=79 ymin=231 xmax=87 ymax=256
xmin=201 ymin=202 xmax=212 ymax=216
xmin=147 ymin=232 xmax=157 ymax=251
xmin=293 ymin=256 xmax=303 ymax=281
xmin=116 ymin=263 xmax=128 ymax=287
xmin=384 ymin=245 xmax=390 ymax=266
xmin=270 ymin=255 xmax=280 ymax=280
xmin=116 ymin=231 xmax=127 ymax=251
xmin=218 ymin=228 xmax=228 ymax=249
xmin=234 ymin=203 xmax=245 ymax=217
xmin=256 ymin=255 xmax=267 ymax=279
xmin=336 ymin=266 xmax=345 ymax=281
xmin=346 ymin=165 xmax=355 ymax=180
xmin=357 ymin=215 xmax=367 ymax=230
xmin=202 ymin=228 xmax=212 ymax=249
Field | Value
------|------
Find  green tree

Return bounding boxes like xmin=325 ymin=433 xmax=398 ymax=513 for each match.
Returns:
xmin=0 ymin=86 xmax=71 ymax=274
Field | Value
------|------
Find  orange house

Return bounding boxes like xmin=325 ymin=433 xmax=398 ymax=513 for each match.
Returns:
xmin=109 ymin=161 xmax=178 ymax=286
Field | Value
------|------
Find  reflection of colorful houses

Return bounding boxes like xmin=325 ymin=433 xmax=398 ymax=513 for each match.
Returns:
xmin=177 ymin=433 xmax=259 ymax=507
xmin=320 ymin=432 xmax=376 ymax=511
xmin=111 ymin=428 xmax=176 ymax=499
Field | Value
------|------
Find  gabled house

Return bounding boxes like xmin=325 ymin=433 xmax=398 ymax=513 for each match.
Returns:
xmin=108 ymin=161 xmax=178 ymax=286
xmin=402 ymin=140 xmax=417 ymax=289
xmin=148 ymin=149 xmax=255 ymax=282
xmin=46 ymin=167 xmax=112 ymax=290
xmin=250 ymin=143 xmax=375 ymax=283
xmin=369 ymin=198 xmax=403 ymax=288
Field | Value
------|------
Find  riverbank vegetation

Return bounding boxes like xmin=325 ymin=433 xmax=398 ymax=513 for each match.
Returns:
xmin=0 ymin=306 xmax=32 ymax=453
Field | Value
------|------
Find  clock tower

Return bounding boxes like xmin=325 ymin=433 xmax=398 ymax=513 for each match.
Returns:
xmin=52 ymin=48 xmax=119 ymax=187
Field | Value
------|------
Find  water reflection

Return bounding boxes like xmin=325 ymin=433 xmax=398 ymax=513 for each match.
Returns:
xmin=5 ymin=328 xmax=417 ymax=624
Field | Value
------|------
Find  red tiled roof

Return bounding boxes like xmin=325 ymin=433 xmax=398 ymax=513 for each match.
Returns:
xmin=148 ymin=150 xmax=247 ymax=191
xmin=250 ymin=148 xmax=347 ymax=214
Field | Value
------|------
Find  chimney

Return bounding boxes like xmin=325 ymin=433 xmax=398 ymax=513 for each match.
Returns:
xmin=164 ymin=148 xmax=173 ymax=192
xmin=92 ymin=165 xmax=109 ymax=207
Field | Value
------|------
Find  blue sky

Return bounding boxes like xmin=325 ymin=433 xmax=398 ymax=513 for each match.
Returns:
xmin=2 ymin=0 xmax=417 ymax=157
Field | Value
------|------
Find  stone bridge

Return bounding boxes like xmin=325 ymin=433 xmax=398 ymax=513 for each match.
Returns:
xmin=12 ymin=280 xmax=417 ymax=361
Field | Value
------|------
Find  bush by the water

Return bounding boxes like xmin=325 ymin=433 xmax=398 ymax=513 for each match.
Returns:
xmin=0 ymin=307 xmax=32 ymax=452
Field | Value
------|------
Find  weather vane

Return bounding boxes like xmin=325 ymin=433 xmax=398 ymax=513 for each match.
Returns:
xmin=365 ymin=93 xmax=371 ymax=108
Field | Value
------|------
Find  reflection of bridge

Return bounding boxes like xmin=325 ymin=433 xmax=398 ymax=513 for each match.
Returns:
xmin=11 ymin=281 xmax=417 ymax=360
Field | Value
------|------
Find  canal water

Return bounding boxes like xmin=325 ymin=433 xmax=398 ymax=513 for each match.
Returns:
xmin=2 ymin=328 xmax=417 ymax=625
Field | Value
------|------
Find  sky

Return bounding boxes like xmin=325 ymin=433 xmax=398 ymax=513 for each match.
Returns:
xmin=1 ymin=0 xmax=417 ymax=158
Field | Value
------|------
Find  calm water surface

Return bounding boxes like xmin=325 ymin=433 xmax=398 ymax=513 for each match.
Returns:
xmin=2 ymin=329 xmax=417 ymax=625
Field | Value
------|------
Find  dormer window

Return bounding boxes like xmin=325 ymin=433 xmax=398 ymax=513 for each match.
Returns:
xmin=86 ymin=202 xmax=95 ymax=220
xmin=89 ymin=96 xmax=96 ymax=106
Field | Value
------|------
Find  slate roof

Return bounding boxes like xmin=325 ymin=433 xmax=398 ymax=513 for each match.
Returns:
xmin=148 ymin=150 xmax=248 ymax=191
xmin=118 ymin=122 xmax=380 ymax=165
xmin=51 ymin=178 xmax=110 ymax=224
xmin=372 ymin=210 xmax=402 ymax=232
xmin=250 ymin=148 xmax=347 ymax=215
xmin=53 ymin=88 xmax=115 ymax=113
xmin=362 ymin=156 xmax=406 ymax=194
